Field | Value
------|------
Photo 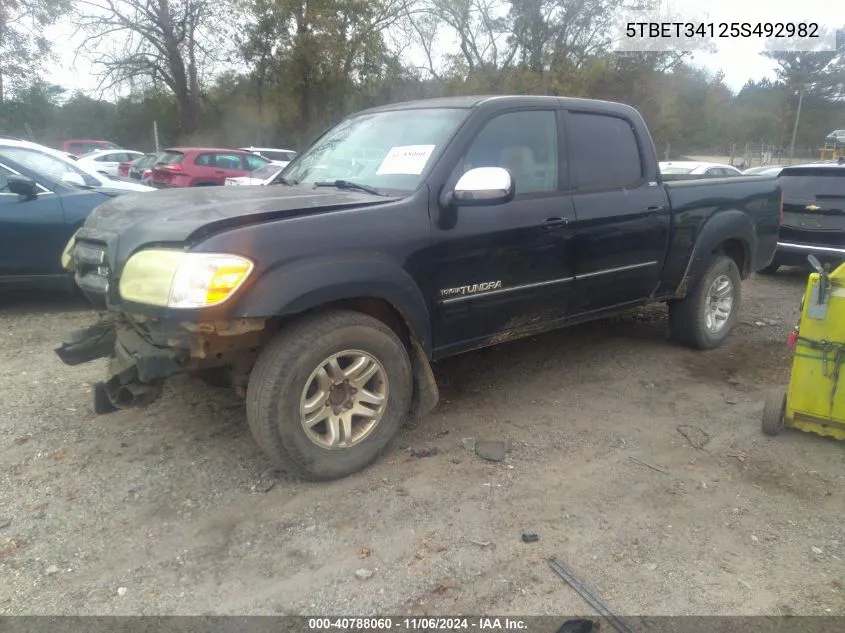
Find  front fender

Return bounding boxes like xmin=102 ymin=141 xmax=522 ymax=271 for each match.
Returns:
xmin=231 ymin=254 xmax=432 ymax=355
xmin=675 ymin=209 xmax=755 ymax=297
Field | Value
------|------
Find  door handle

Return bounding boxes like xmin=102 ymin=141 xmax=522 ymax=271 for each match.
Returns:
xmin=644 ymin=206 xmax=666 ymax=214
xmin=543 ymin=217 xmax=568 ymax=230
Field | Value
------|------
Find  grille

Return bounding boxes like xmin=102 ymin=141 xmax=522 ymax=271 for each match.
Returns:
xmin=72 ymin=240 xmax=110 ymax=295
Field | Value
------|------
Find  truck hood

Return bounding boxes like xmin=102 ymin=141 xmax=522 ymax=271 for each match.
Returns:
xmin=80 ymin=182 xmax=391 ymax=240
xmin=75 ymin=184 xmax=396 ymax=274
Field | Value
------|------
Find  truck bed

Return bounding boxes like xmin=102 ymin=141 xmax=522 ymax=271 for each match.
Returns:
xmin=654 ymin=175 xmax=781 ymax=297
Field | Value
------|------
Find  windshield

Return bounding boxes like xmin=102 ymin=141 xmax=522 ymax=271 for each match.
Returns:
xmin=0 ymin=146 xmax=102 ymax=188
xmin=283 ymin=108 xmax=468 ymax=192
xmin=250 ymin=165 xmax=282 ymax=179
xmin=661 ymin=166 xmax=695 ymax=174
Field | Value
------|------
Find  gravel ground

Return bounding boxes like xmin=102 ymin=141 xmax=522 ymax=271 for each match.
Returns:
xmin=1 ymin=268 xmax=844 ymax=616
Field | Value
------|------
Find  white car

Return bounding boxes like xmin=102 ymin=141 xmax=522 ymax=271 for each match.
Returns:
xmin=224 ymin=164 xmax=284 ymax=186
xmin=743 ymin=165 xmax=785 ymax=177
xmin=77 ymin=149 xmax=145 ymax=177
xmin=238 ymin=147 xmax=297 ymax=167
xmin=0 ymin=139 xmax=154 ymax=193
xmin=659 ymin=161 xmax=743 ymax=179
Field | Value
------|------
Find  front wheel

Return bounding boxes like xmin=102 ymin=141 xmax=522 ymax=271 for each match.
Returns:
xmin=246 ymin=310 xmax=412 ymax=481
xmin=668 ymin=254 xmax=742 ymax=350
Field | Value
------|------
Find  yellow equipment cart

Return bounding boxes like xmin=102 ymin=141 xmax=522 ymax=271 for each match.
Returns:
xmin=763 ymin=255 xmax=845 ymax=440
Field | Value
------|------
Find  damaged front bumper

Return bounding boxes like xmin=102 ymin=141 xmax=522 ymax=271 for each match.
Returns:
xmin=55 ymin=316 xmax=186 ymax=414
xmin=55 ymin=311 xmax=269 ymax=414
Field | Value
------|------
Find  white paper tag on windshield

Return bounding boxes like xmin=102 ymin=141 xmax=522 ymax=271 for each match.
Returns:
xmin=376 ymin=145 xmax=436 ymax=175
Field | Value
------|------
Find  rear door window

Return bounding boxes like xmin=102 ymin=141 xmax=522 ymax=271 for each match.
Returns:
xmin=568 ymin=112 xmax=642 ymax=190
xmin=213 ymin=153 xmax=244 ymax=169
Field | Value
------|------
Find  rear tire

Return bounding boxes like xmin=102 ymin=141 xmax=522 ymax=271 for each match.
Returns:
xmin=762 ymin=388 xmax=787 ymax=436
xmin=246 ymin=310 xmax=412 ymax=481
xmin=668 ymin=254 xmax=741 ymax=350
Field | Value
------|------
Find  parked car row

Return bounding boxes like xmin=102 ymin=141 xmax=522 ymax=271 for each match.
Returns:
xmin=0 ymin=138 xmax=155 ymax=291
xmin=109 ymin=146 xmax=298 ymax=189
xmin=54 ymin=139 xmax=298 ymax=188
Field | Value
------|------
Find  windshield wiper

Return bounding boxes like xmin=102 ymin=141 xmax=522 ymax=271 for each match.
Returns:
xmin=313 ymin=179 xmax=384 ymax=196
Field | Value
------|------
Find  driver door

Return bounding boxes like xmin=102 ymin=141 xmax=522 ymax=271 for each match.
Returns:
xmin=428 ymin=108 xmax=576 ymax=356
xmin=0 ymin=162 xmax=67 ymax=279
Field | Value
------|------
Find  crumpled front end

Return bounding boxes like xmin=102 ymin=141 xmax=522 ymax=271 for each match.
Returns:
xmin=55 ymin=316 xmax=187 ymax=413
xmin=55 ymin=311 xmax=269 ymax=414
xmin=58 ymin=226 xmax=270 ymax=413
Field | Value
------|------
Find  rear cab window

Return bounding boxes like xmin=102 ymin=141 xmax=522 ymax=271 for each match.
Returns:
xmin=157 ymin=151 xmax=185 ymax=166
xmin=568 ymin=112 xmax=643 ymax=190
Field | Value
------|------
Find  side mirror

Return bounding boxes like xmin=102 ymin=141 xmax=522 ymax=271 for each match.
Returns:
xmin=449 ymin=167 xmax=515 ymax=207
xmin=7 ymin=175 xmax=39 ymax=199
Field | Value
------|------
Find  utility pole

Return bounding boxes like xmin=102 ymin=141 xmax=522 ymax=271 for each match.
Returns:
xmin=788 ymin=89 xmax=804 ymax=164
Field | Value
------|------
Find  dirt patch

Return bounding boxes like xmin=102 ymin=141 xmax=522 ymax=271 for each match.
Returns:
xmin=2 ymin=273 xmax=845 ymax=616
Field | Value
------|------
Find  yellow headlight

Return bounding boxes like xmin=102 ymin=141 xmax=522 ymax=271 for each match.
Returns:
xmin=61 ymin=229 xmax=81 ymax=271
xmin=119 ymin=249 xmax=254 ymax=308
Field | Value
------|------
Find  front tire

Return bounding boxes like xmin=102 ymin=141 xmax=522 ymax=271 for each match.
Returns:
xmin=246 ymin=310 xmax=412 ymax=481
xmin=668 ymin=254 xmax=742 ymax=350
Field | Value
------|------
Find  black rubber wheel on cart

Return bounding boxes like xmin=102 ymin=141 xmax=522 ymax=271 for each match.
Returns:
xmin=762 ymin=388 xmax=787 ymax=436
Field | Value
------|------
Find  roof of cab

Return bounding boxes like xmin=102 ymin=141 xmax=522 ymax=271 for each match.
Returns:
xmin=356 ymin=95 xmax=639 ymax=117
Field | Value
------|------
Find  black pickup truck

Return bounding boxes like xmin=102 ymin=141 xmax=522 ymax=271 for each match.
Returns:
xmin=56 ymin=96 xmax=781 ymax=480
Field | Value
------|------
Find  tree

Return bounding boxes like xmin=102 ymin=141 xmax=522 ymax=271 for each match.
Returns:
xmin=0 ymin=0 xmax=67 ymax=102
xmin=241 ymin=0 xmax=411 ymax=141
xmin=74 ymin=0 xmax=230 ymax=137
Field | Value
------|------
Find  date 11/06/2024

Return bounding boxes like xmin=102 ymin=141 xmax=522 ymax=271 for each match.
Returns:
xmin=308 ymin=618 xmax=529 ymax=630
xmin=625 ymin=22 xmax=820 ymax=39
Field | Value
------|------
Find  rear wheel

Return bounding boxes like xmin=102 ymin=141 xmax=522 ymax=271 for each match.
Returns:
xmin=246 ymin=310 xmax=412 ymax=481
xmin=762 ymin=388 xmax=787 ymax=436
xmin=669 ymin=254 xmax=741 ymax=349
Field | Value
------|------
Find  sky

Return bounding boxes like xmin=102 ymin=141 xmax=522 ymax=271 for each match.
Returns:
xmin=43 ymin=0 xmax=845 ymax=98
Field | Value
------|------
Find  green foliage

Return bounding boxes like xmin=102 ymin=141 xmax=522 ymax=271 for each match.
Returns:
xmin=0 ymin=0 xmax=68 ymax=101
xmin=3 ymin=1 xmax=843 ymax=158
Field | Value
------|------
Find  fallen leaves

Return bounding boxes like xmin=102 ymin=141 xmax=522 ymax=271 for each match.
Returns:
xmin=728 ymin=452 xmax=747 ymax=462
